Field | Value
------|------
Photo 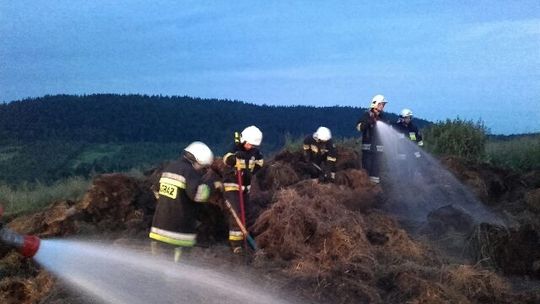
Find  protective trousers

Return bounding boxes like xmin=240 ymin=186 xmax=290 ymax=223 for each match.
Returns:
xmin=223 ymin=189 xmax=249 ymax=252
xmin=362 ymin=144 xmax=383 ymax=184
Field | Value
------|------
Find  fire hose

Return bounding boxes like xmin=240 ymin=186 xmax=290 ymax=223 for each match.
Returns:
xmin=0 ymin=205 xmax=40 ymax=258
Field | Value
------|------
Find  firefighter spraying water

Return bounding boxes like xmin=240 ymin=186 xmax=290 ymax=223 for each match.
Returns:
xmin=0 ymin=205 xmax=41 ymax=258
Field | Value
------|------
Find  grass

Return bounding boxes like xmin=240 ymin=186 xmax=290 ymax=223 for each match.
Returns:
xmin=486 ymin=134 xmax=540 ymax=172
xmin=0 ymin=176 xmax=91 ymax=216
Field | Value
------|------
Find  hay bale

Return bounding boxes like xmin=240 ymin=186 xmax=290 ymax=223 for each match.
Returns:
xmin=444 ymin=264 xmax=510 ymax=302
xmin=7 ymin=201 xmax=78 ymax=237
xmin=468 ymin=223 xmax=540 ymax=276
xmin=252 ymin=186 xmax=375 ymax=278
xmin=254 ymin=161 xmax=300 ymax=192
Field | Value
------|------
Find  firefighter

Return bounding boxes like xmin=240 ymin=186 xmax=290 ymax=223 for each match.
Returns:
xmin=302 ymin=126 xmax=337 ymax=183
xmin=222 ymin=125 xmax=264 ymax=253
xmin=392 ymin=108 xmax=424 ymax=178
xmin=149 ymin=141 xmax=218 ymax=262
xmin=355 ymin=94 xmax=388 ymax=184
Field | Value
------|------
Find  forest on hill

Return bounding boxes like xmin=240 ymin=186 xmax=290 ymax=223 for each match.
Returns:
xmin=0 ymin=94 xmax=430 ymax=151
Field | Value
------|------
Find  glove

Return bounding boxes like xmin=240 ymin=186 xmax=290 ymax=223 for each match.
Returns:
xmin=213 ymin=181 xmax=223 ymax=191
xmin=418 ymin=140 xmax=424 ymax=147
xmin=318 ymin=174 xmax=329 ymax=183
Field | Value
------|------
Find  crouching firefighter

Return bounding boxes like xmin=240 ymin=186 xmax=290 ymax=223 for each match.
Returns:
xmin=302 ymin=126 xmax=337 ymax=183
xmin=149 ymin=141 xmax=218 ymax=262
xmin=223 ymin=125 xmax=264 ymax=254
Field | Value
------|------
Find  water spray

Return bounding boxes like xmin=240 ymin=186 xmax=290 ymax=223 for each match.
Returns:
xmin=0 ymin=205 xmax=41 ymax=258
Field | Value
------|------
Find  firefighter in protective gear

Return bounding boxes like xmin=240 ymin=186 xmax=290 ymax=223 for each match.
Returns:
xmin=223 ymin=125 xmax=264 ymax=253
xmin=393 ymin=108 xmax=423 ymax=147
xmin=392 ymin=108 xmax=424 ymax=178
xmin=302 ymin=126 xmax=337 ymax=183
xmin=355 ymin=94 xmax=387 ymax=184
xmin=149 ymin=141 xmax=217 ymax=262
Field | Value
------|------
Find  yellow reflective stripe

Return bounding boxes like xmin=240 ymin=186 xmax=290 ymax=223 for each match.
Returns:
xmin=229 ymin=230 xmax=244 ymax=241
xmin=161 ymin=172 xmax=186 ymax=183
xmin=409 ymin=132 xmax=417 ymax=141
xmin=159 ymin=177 xmax=186 ymax=189
xmin=149 ymin=232 xmax=196 ymax=247
xmin=149 ymin=227 xmax=196 ymax=247
xmin=327 ymin=156 xmax=337 ymax=162
xmin=303 ymin=144 xmax=310 ymax=150
xmin=224 ymin=183 xmax=251 ymax=192
xmin=194 ymin=184 xmax=210 ymax=202
xmin=235 ymin=159 xmax=247 ymax=169
xmin=224 ymin=183 xmax=240 ymax=192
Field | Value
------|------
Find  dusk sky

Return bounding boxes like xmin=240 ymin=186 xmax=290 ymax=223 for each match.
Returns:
xmin=1 ymin=1 xmax=539 ymax=135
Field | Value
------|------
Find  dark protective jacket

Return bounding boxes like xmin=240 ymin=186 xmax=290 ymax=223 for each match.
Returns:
xmin=356 ymin=110 xmax=385 ymax=146
xmin=392 ymin=118 xmax=423 ymax=144
xmin=223 ymin=143 xmax=264 ymax=191
xmin=149 ymin=155 xmax=214 ymax=247
xmin=302 ymin=135 xmax=337 ymax=174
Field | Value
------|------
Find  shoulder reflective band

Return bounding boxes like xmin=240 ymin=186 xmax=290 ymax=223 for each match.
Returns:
xmin=194 ymin=184 xmax=211 ymax=202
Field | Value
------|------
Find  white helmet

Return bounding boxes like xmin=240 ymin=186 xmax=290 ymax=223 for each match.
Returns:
xmin=370 ymin=94 xmax=387 ymax=108
xmin=313 ymin=126 xmax=332 ymax=141
xmin=401 ymin=108 xmax=413 ymax=118
xmin=184 ymin=141 xmax=214 ymax=167
xmin=240 ymin=125 xmax=263 ymax=146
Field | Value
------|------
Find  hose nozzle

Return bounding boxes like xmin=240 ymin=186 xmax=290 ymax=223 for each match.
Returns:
xmin=0 ymin=225 xmax=41 ymax=258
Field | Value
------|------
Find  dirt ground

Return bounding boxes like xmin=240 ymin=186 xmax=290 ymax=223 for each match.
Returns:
xmin=1 ymin=147 xmax=539 ymax=304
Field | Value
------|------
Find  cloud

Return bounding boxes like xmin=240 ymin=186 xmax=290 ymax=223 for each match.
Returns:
xmin=456 ymin=18 xmax=540 ymax=41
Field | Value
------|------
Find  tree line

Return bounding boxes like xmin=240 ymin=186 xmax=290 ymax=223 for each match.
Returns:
xmin=0 ymin=94 xmax=430 ymax=153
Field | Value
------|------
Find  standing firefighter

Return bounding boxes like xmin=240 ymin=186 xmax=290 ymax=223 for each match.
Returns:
xmin=149 ymin=141 xmax=217 ymax=262
xmin=356 ymin=94 xmax=388 ymax=184
xmin=223 ymin=125 xmax=264 ymax=253
xmin=392 ymin=108 xmax=424 ymax=177
xmin=302 ymin=126 xmax=337 ymax=183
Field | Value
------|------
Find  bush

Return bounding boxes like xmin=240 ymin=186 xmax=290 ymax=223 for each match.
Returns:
xmin=423 ymin=118 xmax=487 ymax=161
